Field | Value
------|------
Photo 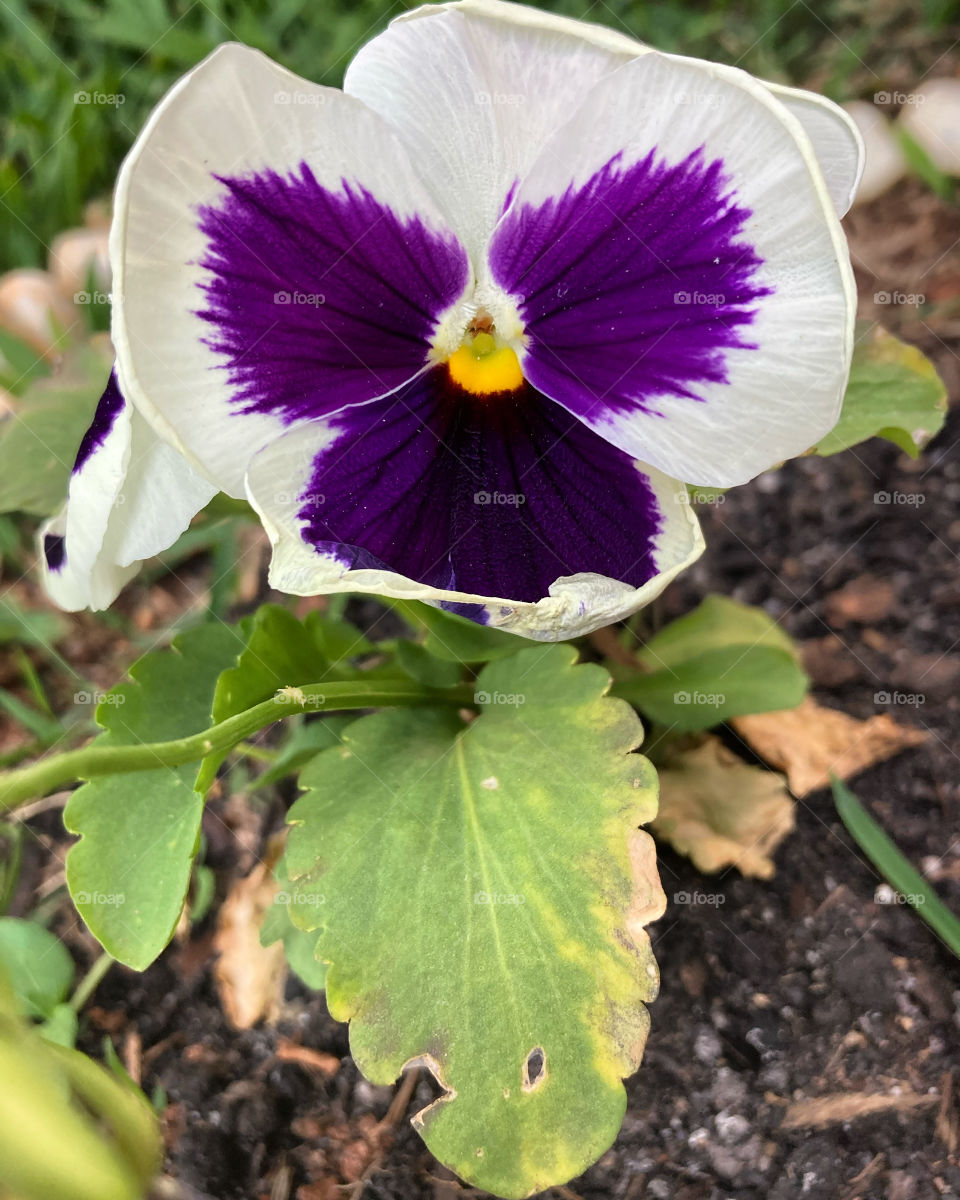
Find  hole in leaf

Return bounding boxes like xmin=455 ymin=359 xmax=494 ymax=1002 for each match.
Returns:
xmin=522 ymin=1046 xmax=546 ymax=1092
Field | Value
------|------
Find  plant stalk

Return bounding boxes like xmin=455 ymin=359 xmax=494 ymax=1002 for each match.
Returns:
xmin=0 ymin=680 xmax=474 ymax=813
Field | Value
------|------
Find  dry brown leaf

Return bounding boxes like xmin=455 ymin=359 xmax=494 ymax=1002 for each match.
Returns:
xmin=782 ymin=1090 xmax=937 ymax=1129
xmin=825 ymin=574 xmax=897 ymax=627
xmin=732 ymin=695 xmax=928 ymax=797
xmin=652 ymin=735 xmax=795 ymax=879
xmin=213 ymin=855 xmax=287 ymax=1030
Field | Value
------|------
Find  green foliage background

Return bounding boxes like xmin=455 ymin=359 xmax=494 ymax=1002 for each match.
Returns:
xmin=2 ymin=0 xmax=959 ymax=269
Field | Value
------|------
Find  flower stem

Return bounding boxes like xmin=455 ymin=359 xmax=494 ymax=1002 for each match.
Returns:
xmin=0 ymin=679 xmax=474 ymax=814
xmin=70 ymin=950 xmax=113 ymax=1012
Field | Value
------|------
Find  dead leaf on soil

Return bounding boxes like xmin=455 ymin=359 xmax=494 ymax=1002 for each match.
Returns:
xmin=213 ymin=841 xmax=287 ymax=1029
xmin=732 ymin=696 xmax=928 ymax=797
xmin=782 ymin=1089 xmax=937 ymax=1129
xmin=652 ymin=735 xmax=795 ymax=879
xmin=825 ymin=574 xmax=897 ymax=627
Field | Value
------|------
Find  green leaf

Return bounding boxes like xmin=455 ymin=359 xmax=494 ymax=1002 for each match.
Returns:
xmin=285 ymin=645 xmax=663 ymax=1197
xmin=65 ymin=623 xmax=244 ymax=969
xmin=39 ymin=1002 xmax=79 ymax=1048
xmin=0 ymin=917 xmax=74 ymax=1019
xmin=0 ymin=341 xmax=108 ymax=516
xmin=255 ymin=715 xmax=351 ymax=789
xmin=636 ymin=594 xmax=798 ymax=669
xmin=189 ymin=863 xmax=216 ymax=926
xmin=0 ymin=594 xmax=67 ymax=648
xmin=896 ymin=127 xmax=957 ymax=201
xmin=395 ymin=640 xmax=464 ymax=689
xmin=261 ymin=856 xmax=328 ymax=990
xmin=197 ymin=604 xmax=371 ymax=791
xmin=211 ymin=605 xmax=368 ymax=722
xmin=0 ymin=329 xmax=51 ymax=395
xmin=612 ymin=596 xmax=808 ymax=731
xmin=392 ymin=599 xmax=531 ymax=663
xmin=833 ymin=777 xmax=960 ymax=958
xmin=813 ymin=325 xmax=947 ymax=459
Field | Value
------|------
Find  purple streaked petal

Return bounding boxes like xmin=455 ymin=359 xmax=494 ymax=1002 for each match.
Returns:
xmin=113 ymin=46 xmax=473 ymax=498
xmin=196 ymin=166 xmax=469 ymax=424
xmin=73 ymin=370 xmax=126 ymax=474
xmin=481 ymin=51 xmax=852 ymax=488
xmin=294 ymin=369 xmax=663 ymax=604
xmin=491 ymin=147 xmax=769 ymax=429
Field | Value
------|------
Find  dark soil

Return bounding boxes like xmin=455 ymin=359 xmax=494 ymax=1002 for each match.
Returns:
xmin=11 ymin=185 xmax=960 ymax=1200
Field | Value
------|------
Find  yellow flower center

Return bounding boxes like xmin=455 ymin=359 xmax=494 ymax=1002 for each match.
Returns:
xmin=446 ymin=330 xmax=524 ymax=396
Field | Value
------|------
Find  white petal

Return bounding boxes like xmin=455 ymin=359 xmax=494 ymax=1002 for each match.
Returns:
xmin=243 ymin=418 xmax=704 ymax=643
xmin=350 ymin=0 xmax=861 ymax=230
xmin=111 ymin=42 xmax=465 ymax=498
xmin=40 ymin=376 xmax=215 ymax=612
xmin=763 ymin=82 xmax=863 ymax=215
xmin=344 ymin=0 xmax=633 ymax=261
xmin=495 ymin=51 xmax=855 ymax=488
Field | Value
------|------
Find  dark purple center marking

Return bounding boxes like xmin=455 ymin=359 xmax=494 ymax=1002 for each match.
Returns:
xmin=73 ymin=370 xmax=125 ymax=474
xmin=489 ymin=148 xmax=770 ymax=424
xmin=196 ymin=165 xmax=469 ymax=424
xmin=295 ymin=369 xmax=663 ymax=605
xmin=43 ymin=532 xmax=66 ymax=572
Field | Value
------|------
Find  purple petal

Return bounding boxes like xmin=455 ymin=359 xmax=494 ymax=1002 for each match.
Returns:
xmin=196 ymin=165 xmax=469 ymax=423
xmin=73 ymin=370 xmax=126 ymax=474
xmin=489 ymin=148 xmax=770 ymax=426
xmin=295 ymin=369 xmax=663 ymax=603
xmin=43 ymin=532 xmax=66 ymax=572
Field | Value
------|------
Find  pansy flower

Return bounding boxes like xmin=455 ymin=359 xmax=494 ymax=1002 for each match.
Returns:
xmin=41 ymin=0 xmax=860 ymax=639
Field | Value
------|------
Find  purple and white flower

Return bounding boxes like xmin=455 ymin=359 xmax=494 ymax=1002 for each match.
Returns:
xmin=41 ymin=0 xmax=861 ymax=639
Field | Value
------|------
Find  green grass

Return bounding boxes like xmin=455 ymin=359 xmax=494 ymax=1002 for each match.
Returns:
xmin=1 ymin=0 xmax=958 ymax=270
xmin=833 ymin=776 xmax=960 ymax=959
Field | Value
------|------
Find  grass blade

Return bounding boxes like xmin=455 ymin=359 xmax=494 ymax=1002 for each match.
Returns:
xmin=832 ymin=775 xmax=960 ymax=958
